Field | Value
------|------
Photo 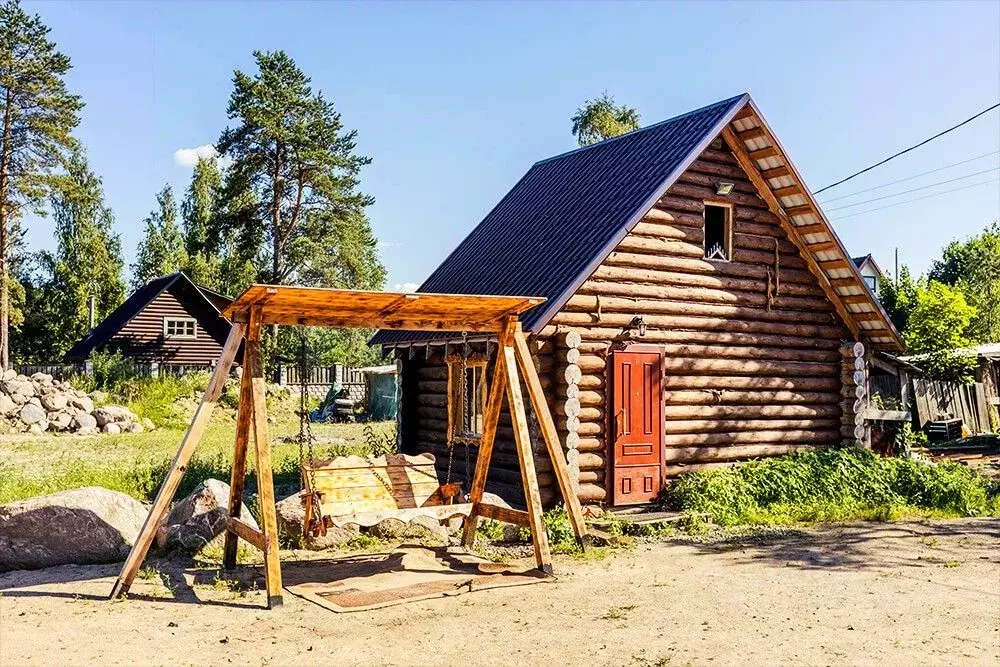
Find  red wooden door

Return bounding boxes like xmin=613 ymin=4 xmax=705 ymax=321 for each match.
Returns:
xmin=610 ymin=350 xmax=663 ymax=505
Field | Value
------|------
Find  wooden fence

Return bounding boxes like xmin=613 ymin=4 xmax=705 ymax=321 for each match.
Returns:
xmin=13 ymin=362 xmax=216 ymax=380
xmin=912 ymin=378 xmax=994 ymax=434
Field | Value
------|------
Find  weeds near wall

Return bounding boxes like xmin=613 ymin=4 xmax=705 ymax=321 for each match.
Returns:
xmin=665 ymin=447 xmax=1000 ymax=526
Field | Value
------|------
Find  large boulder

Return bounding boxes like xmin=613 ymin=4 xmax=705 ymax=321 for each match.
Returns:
xmin=155 ymin=479 xmax=257 ymax=553
xmin=0 ymin=487 xmax=148 ymax=572
xmin=1 ymin=378 xmax=32 ymax=397
xmin=69 ymin=395 xmax=94 ymax=413
xmin=274 ymin=492 xmax=359 ymax=549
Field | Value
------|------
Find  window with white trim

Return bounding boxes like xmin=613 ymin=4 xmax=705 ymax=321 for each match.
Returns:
xmin=164 ymin=317 xmax=197 ymax=339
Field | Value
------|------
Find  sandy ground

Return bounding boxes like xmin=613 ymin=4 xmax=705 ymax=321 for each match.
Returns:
xmin=1 ymin=518 xmax=998 ymax=667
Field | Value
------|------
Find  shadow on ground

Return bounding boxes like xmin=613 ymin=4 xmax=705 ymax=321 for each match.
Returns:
xmin=672 ymin=517 xmax=1000 ymax=572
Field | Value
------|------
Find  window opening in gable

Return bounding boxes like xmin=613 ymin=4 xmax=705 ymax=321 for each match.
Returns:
xmin=704 ymin=203 xmax=731 ymax=260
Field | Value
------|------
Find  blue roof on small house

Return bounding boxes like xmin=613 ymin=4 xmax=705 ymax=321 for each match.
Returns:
xmin=372 ymin=93 xmax=749 ymax=346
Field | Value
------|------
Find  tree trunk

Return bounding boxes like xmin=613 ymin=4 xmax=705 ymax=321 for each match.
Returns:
xmin=0 ymin=89 xmax=13 ymax=370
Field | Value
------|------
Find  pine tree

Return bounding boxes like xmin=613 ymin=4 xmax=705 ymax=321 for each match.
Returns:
xmin=216 ymin=50 xmax=373 ymax=287
xmin=0 ymin=0 xmax=84 ymax=367
xmin=16 ymin=148 xmax=124 ymax=358
xmin=131 ymin=185 xmax=186 ymax=289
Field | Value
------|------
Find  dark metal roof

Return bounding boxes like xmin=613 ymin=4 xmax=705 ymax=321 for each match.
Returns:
xmin=66 ymin=272 xmax=233 ymax=360
xmin=372 ymin=93 xmax=749 ymax=346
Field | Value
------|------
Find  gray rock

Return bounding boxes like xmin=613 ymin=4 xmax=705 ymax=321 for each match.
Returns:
xmin=405 ymin=515 xmax=449 ymax=545
xmin=40 ymin=393 xmax=68 ymax=412
xmin=88 ymin=390 xmax=109 ymax=406
xmin=0 ymin=393 xmax=15 ymax=416
xmin=92 ymin=408 xmax=116 ymax=427
xmin=69 ymin=395 xmax=94 ymax=413
xmin=19 ymin=403 xmax=46 ymax=425
xmin=48 ymin=411 xmax=73 ymax=431
xmin=1 ymin=368 xmax=15 ymax=381
xmin=124 ymin=422 xmax=144 ymax=434
xmin=76 ymin=426 xmax=99 ymax=436
xmin=141 ymin=417 xmax=155 ymax=431
xmin=71 ymin=412 xmax=98 ymax=431
xmin=155 ymin=479 xmax=257 ymax=553
xmin=27 ymin=422 xmax=45 ymax=436
xmin=0 ymin=487 xmax=148 ymax=572
xmin=29 ymin=372 xmax=53 ymax=384
xmin=369 ymin=517 xmax=408 ymax=539
xmin=9 ymin=392 xmax=27 ymax=405
xmin=102 ymin=422 xmax=121 ymax=435
xmin=274 ymin=493 xmax=359 ymax=549
xmin=1 ymin=379 xmax=32 ymax=396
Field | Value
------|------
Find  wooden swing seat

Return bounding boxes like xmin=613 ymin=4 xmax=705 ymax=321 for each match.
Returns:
xmin=302 ymin=453 xmax=473 ymax=533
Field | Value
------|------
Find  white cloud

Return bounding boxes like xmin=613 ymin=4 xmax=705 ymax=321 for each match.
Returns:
xmin=393 ymin=282 xmax=419 ymax=293
xmin=173 ymin=144 xmax=218 ymax=167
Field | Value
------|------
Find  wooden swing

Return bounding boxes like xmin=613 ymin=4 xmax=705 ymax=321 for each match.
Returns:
xmin=108 ymin=285 xmax=589 ymax=609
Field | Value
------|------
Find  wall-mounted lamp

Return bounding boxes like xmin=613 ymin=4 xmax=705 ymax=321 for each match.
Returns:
xmin=715 ymin=181 xmax=735 ymax=196
xmin=630 ymin=315 xmax=647 ymax=337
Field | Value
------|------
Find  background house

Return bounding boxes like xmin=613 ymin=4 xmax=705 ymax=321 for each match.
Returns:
xmin=373 ymin=94 xmax=902 ymax=508
xmin=852 ymin=254 xmax=885 ymax=294
xmin=67 ymin=273 xmax=239 ymax=369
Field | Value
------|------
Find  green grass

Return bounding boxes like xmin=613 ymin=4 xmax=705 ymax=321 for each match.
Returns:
xmin=0 ymin=419 xmax=394 ymax=505
xmin=664 ymin=447 xmax=1000 ymax=526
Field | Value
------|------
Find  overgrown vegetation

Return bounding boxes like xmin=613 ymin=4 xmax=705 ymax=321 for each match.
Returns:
xmin=665 ymin=447 xmax=1000 ymax=526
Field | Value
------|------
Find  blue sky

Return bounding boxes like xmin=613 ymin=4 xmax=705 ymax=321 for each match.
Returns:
xmin=23 ymin=0 xmax=1000 ymax=289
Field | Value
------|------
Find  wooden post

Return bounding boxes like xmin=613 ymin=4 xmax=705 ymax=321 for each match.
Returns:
xmin=246 ymin=305 xmax=283 ymax=608
xmin=460 ymin=326 xmax=510 ymax=548
xmin=109 ymin=324 xmax=245 ymax=600
xmin=503 ymin=330 xmax=553 ymax=573
xmin=511 ymin=325 xmax=590 ymax=550
xmin=222 ymin=360 xmax=254 ymax=569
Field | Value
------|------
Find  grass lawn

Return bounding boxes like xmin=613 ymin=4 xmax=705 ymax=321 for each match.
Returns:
xmin=0 ymin=417 xmax=395 ymax=505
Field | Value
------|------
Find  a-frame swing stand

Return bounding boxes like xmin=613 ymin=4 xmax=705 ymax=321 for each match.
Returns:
xmin=109 ymin=286 xmax=588 ymax=609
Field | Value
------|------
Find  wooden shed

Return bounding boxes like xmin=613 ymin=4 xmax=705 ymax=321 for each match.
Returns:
xmin=371 ymin=93 xmax=903 ymax=508
xmin=68 ymin=272 xmax=238 ymax=368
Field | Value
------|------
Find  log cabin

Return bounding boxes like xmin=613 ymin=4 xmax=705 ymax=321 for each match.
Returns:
xmin=371 ymin=93 xmax=904 ymax=508
xmin=68 ymin=272 xmax=239 ymax=368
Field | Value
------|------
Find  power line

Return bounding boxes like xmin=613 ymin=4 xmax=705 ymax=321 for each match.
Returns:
xmin=829 ymin=177 xmax=999 ymax=220
xmin=824 ymin=166 xmax=999 ymax=211
xmin=814 ymin=102 xmax=1000 ymax=194
xmin=817 ymin=150 xmax=1000 ymax=203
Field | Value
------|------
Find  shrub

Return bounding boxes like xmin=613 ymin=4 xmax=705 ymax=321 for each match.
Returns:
xmin=665 ymin=447 xmax=1000 ymax=526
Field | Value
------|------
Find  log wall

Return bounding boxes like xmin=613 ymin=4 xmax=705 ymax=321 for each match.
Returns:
xmin=398 ymin=140 xmax=859 ymax=508
xmin=539 ymin=141 xmax=853 ymax=505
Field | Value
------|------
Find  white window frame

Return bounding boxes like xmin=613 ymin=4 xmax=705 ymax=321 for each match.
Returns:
xmin=163 ymin=317 xmax=198 ymax=339
xmin=703 ymin=201 xmax=733 ymax=262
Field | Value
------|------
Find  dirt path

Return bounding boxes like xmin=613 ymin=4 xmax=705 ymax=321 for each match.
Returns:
xmin=2 ymin=519 xmax=998 ymax=666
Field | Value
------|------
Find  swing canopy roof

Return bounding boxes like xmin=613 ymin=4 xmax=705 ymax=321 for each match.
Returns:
xmin=221 ymin=285 xmax=545 ymax=332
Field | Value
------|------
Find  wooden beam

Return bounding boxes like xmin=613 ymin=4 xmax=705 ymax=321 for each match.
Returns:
xmin=733 ymin=105 xmax=756 ymax=121
xmin=795 ymin=223 xmax=827 ymax=236
xmin=772 ymin=184 xmax=803 ymax=198
xmin=721 ymin=126 xmax=862 ymax=341
xmin=460 ymin=323 xmax=511 ymax=548
xmin=376 ymin=293 xmax=419 ymax=317
xmin=511 ymin=324 xmax=589 ymax=550
xmin=819 ymin=258 xmax=850 ymax=269
xmin=247 ymin=306 xmax=283 ymax=609
xmin=226 ymin=516 xmax=265 ymax=551
xmin=748 ymin=146 xmax=779 ymax=161
xmin=737 ymin=126 xmax=767 ymax=141
xmin=806 ymin=241 xmax=839 ymax=252
xmin=477 ymin=503 xmax=531 ymax=527
xmin=223 ymin=346 xmax=254 ymax=570
xmin=784 ymin=205 xmax=815 ymax=218
xmin=109 ymin=324 xmax=245 ymax=600
xmin=760 ymin=165 xmax=791 ymax=180
xmin=503 ymin=329 xmax=553 ymax=573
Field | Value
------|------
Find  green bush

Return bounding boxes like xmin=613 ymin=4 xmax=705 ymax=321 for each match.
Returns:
xmin=665 ymin=447 xmax=1000 ymax=526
